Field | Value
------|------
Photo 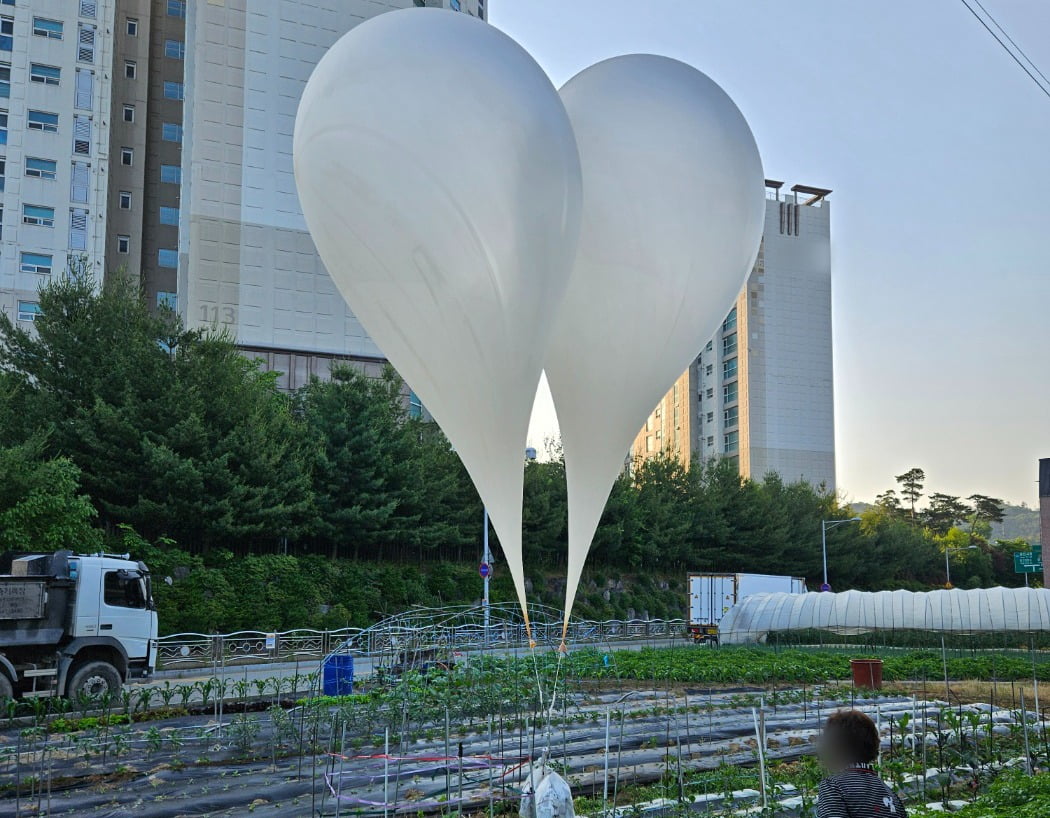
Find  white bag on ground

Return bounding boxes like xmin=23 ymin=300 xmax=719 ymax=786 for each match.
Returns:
xmin=520 ymin=753 xmax=575 ymax=818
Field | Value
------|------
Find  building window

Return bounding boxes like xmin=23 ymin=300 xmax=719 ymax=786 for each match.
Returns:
xmin=163 ymin=81 xmax=184 ymax=100
xmin=80 ymin=1 xmax=98 ymax=19
xmin=0 ymin=158 xmax=4 ymax=190
xmin=161 ymin=122 xmax=183 ymax=142
xmin=25 ymin=157 xmax=58 ymax=180
xmin=28 ymin=110 xmax=59 ymax=132
xmin=120 ymin=147 xmax=133 ymax=166
xmin=37 ymin=18 xmax=69 ymax=41
xmin=23 ymin=204 xmax=55 ymax=227
xmin=126 ymin=18 xmax=138 ymax=36
xmin=722 ymin=332 xmax=737 ymax=356
xmin=723 ymin=430 xmax=739 ymax=454
xmin=723 ymin=406 xmax=738 ymax=427
xmin=0 ymin=64 xmax=9 ymax=98
xmin=30 ymin=64 xmax=61 ymax=86
xmin=722 ymin=306 xmax=737 ymax=332
xmin=73 ymin=115 xmax=91 ymax=154
xmin=20 ymin=252 xmax=53 ymax=275
xmin=723 ymin=381 xmax=738 ymax=405
xmin=645 ymin=435 xmax=654 ymax=453
xmin=160 ymin=164 xmax=181 ymax=184
xmin=71 ymin=161 xmax=89 ymax=202
xmin=706 ymin=388 xmax=714 ymax=399
xmin=77 ymin=23 xmax=96 ymax=63
xmin=0 ymin=16 xmax=12 ymax=51
xmin=408 ymin=390 xmax=423 ymax=419
xmin=158 ymin=248 xmax=178 ymax=268
xmin=74 ymin=68 xmax=93 ymax=109
xmin=124 ymin=60 xmax=136 ymax=79
xmin=17 ymin=301 xmax=42 ymax=323
xmin=157 ymin=292 xmax=177 ymax=310
xmin=164 ymin=39 xmax=185 ymax=60
xmin=118 ymin=190 xmax=132 ymax=209
xmin=159 ymin=206 xmax=179 ymax=225
xmin=706 ymin=412 xmax=714 ymax=423
xmin=69 ymin=208 xmax=88 ymax=250
xmin=0 ymin=111 xmax=5 ymax=145
xmin=723 ymin=357 xmax=737 ymax=380
xmin=117 ymin=235 xmax=130 ymax=254
xmin=122 ymin=104 xmax=134 ymax=122
xmin=706 ymin=436 xmax=714 ymax=448
xmin=167 ymin=0 xmax=186 ymax=18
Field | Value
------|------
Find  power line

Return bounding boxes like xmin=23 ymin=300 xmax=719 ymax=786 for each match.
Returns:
xmin=971 ymin=0 xmax=1050 ymax=89
xmin=958 ymin=0 xmax=1050 ymax=101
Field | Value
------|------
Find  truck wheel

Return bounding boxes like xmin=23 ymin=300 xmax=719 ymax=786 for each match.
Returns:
xmin=67 ymin=661 xmax=122 ymax=701
xmin=0 ymin=673 xmax=12 ymax=701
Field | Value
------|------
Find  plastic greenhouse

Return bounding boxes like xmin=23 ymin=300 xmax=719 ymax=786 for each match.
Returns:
xmin=718 ymin=587 xmax=1050 ymax=644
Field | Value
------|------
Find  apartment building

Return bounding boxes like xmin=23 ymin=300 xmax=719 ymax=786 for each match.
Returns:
xmin=175 ymin=0 xmax=484 ymax=390
xmin=0 ymin=0 xmax=115 ymax=324
xmin=2 ymin=0 xmax=479 ymax=397
xmin=632 ymin=181 xmax=836 ymax=491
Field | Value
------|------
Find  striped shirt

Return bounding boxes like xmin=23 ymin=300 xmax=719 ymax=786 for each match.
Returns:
xmin=818 ymin=765 xmax=907 ymax=818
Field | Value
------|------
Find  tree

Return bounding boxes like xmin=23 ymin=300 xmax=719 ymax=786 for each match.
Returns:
xmin=923 ymin=493 xmax=971 ymax=535
xmin=0 ymin=435 xmax=102 ymax=552
xmin=298 ymin=366 xmax=409 ymax=561
xmin=895 ymin=467 xmax=926 ymax=518
xmin=968 ymin=494 xmax=1006 ymax=526
xmin=0 ymin=271 xmax=314 ymax=551
xmin=875 ymin=489 xmax=902 ymax=514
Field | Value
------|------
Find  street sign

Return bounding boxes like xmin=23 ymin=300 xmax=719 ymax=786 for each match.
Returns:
xmin=820 ymin=583 xmax=832 ymax=593
xmin=1014 ymin=545 xmax=1042 ymax=574
xmin=479 ymin=562 xmax=491 ymax=579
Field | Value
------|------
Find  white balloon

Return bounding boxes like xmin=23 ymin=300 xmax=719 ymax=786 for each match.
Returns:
xmin=294 ymin=9 xmax=581 ymax=632
xmin=546 ymin=55 xmax=764 ymax=636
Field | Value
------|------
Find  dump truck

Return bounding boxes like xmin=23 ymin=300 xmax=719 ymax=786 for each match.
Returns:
xmin=0 ymin=550 xmax=158 ymax=700
xmin=688 ymin=572 xmax=806 ymax=644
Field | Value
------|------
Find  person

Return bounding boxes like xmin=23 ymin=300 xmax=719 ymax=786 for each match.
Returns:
xmin=817 ymin=710 xmax=906 ymax=817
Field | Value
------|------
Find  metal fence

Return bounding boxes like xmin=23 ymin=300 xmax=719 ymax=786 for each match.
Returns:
xmin=157 ymin=606 xmax=687 ymax=670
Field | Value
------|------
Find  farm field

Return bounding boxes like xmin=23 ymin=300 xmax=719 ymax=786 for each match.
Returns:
xmin=2 ymin=647 xmax=1049 ymax=816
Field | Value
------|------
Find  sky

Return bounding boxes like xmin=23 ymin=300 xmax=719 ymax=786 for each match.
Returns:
xmin=494 ymin=0 xmax=1050 ymax=508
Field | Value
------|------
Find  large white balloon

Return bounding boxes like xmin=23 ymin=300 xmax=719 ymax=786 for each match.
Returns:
xmin=546 ymin=55 xmax=764 ymax=637
xmin=294 ymin=9 xmax=581 ymax=633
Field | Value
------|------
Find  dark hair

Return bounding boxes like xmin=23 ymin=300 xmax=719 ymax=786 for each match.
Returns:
xmin=822 ymin=710 xmax=880 ymax=764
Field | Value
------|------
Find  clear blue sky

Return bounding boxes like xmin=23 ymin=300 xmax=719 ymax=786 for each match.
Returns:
xmin=497 ymin=0 xmax=1050 ymax=507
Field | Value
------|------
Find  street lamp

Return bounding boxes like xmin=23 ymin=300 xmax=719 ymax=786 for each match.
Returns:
xmin=821 ymin=517 xmax=862 ymax=591
xmin=944 ymin=545 xmax=979 ymax=589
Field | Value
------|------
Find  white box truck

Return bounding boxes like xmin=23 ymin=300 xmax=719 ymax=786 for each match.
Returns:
xmin=0 ymin=550 xmax=158 ymax=700
xmin=688 ymin=572 xmax=806 ymax=644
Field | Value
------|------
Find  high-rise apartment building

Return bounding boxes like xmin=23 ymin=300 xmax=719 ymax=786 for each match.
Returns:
xmin=175 ymin=0 xmax=484 ymax=390
xmin=631 ymin=181 xmax=836 ymax=491
xmin=2 ymin=0 xmax=480 ymax=398
xmin=0 ymin=0 xmax=116 ymax=324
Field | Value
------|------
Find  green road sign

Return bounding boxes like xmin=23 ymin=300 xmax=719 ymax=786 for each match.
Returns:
xmin=1014 ymin=545 xmax=1042 ymax=574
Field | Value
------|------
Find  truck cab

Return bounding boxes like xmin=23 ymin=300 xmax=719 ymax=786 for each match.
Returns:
xmin=0 ymin=551 xmax=159 ymax=701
